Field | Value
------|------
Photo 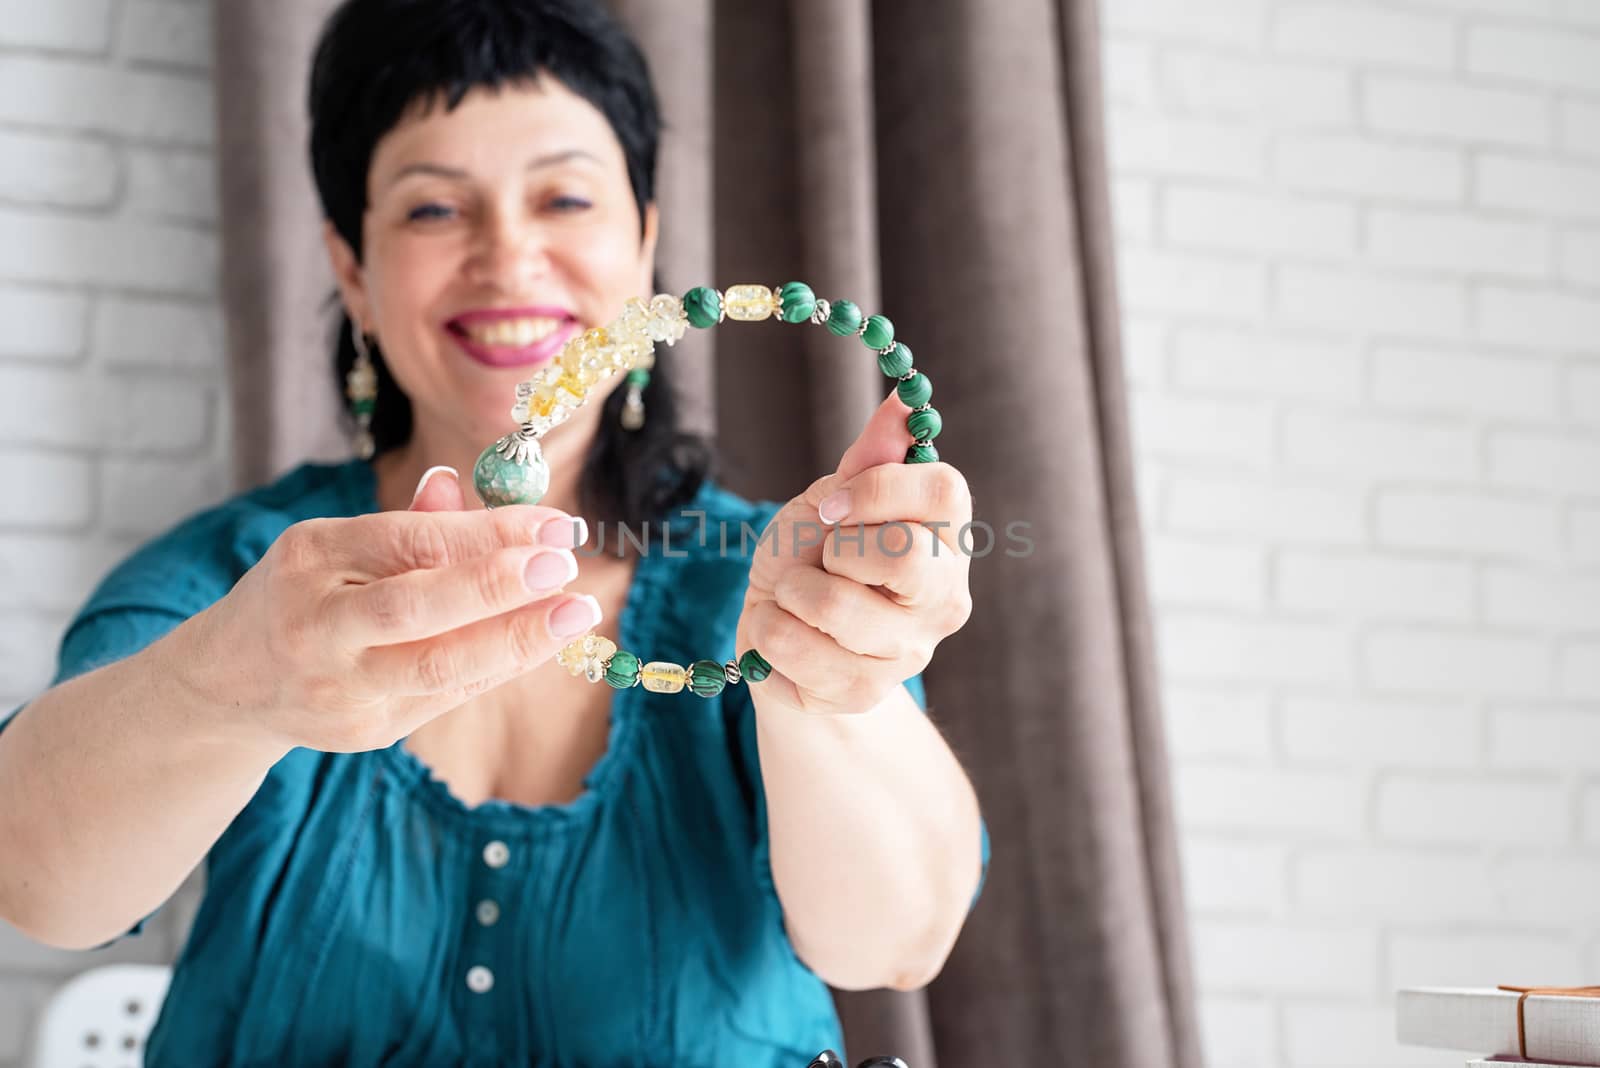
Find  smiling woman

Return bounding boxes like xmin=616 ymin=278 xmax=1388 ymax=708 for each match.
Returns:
xmin=0 ymin=0 xmax=987 ymax=1065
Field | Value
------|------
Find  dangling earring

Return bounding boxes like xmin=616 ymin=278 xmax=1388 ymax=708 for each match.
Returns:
xmin=346 ymin=322 xmax=377 ymax=460
xmin=620 ymin=366 xmax=648 ymax=430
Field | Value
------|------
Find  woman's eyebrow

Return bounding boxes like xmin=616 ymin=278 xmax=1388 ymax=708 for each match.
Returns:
xmin=385 ymin=149 xmax=602 ymax=188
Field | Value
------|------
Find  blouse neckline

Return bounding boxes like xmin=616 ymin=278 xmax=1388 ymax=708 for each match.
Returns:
xmin=337 ymin=459 xmax=693 ymax=838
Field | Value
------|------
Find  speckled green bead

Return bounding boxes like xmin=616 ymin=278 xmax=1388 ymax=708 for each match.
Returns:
xmin=896 ymin=371 xmax=932 ymax=409
xmin=779 ymin=281 xmax=816 ymax=324
xmin=626 ymin=367 xmax=650 ymax=387
xmin=473 ymin=441 xmax=550 ymax=508
xmin=351 ymin=397 xmax=376 ymax=417
xmin=907 ymin=406 xmax=942 ymax=442
xmin=737 ymin=648 xmax=773 ymax=683
xmin=682 ymin=286 xmax=722 ymax=328
xmin=862 ymin=315 xmax=894 ymax=350
xmin=878 ymin=342 xmax=913 ymax=379
xmin=906 ymin=443 xmax=940 ymax=464
xmin=826 ymin=299 xmax=861 ymax=337
xmin=604 ymin=649 xmax=641 ymax=689
xmin=687 ymin=659 xmax=727 ymax=698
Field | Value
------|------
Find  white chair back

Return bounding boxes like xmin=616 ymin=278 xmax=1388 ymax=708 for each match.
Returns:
xmin=27 ymin=964 xmax=171 ymax=1068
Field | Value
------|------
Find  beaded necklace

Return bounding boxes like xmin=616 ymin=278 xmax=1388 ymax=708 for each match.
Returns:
xmin=471 ymin=282 xmax=941 ymax=699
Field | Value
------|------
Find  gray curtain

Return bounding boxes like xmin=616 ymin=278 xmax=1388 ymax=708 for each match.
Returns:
xmin=213 ymin=1 xmax=1200 ymax=1063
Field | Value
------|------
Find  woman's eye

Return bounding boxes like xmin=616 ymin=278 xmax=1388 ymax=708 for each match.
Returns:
xmin=406 ymin=203 xmax=455 ymax=222
xmin=547 ymin=195 xmax=592 ymax=213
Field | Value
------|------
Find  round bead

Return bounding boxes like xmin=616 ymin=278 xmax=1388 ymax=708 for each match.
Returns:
xmin=351 ymin=397 xmax=376 ymax=417
xmin=862 ymin=315 xmax=894 ymax=350
xmin=906 ymin=442 xmax=940 ymax=464
xmin=682 ymin=286 xmax=722 ymax=328
xmin=907 ymin=406 xmax=942 ymax=442
xmin=604 ymin=649 xmax=640 ymax=689
xmin=723 ymin=659 xmax=743 ymax=685
xmin=896 ymin=371 xmax=932 ymax=409
xmin=473 ymin=441 xmax=550 ymax=509
xmin=826 ymin=299 xmax=862 ymax=337
xmin=640 ymin=661 xmax=688 ymax=693
xmin=737 ymin=648 xmax=773 ymax=683
xmin=878 ymin=342 xmax=913 ymax=379
xmin=687 ymin=659 xmax=727 ymax=698
xmin=779 ymin=281 xmax=816 ymax=323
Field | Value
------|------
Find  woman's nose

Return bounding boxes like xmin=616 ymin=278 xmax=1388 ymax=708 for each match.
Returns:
xmin=466 ymin=213 xmax=549 ymax=288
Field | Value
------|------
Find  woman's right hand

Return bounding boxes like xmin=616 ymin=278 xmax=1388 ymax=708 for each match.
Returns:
xmin=190 ymin=466 xmax=601 ymax=754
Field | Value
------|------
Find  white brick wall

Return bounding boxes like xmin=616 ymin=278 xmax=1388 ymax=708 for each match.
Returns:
xmin=1107 ymin=0 xmax=1600 ymax=1063
xmin=0 ymin=1 xmax=223 ymax=1060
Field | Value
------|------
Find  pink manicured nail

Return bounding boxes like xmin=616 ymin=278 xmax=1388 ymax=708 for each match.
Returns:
xmin=410 ymin=465 xmax=458 ymax=505
xmin=538 ymin=516 xmax=589 ymax=548
xmin=524 ymin=550 xmax=577 ymax=591
xmin=818 ymin=489 xmax=852 ymax=525
xmin=549 ymin=595 xmax=602 ymax=638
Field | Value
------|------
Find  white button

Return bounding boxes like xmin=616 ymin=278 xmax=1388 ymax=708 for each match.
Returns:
xmin=482 ymin=840 xmax=510 ymax=869
xmin=476 ymin=899 xmax=500 ymax=927
xmin=466 ymin=965 xmax=494 ymax=994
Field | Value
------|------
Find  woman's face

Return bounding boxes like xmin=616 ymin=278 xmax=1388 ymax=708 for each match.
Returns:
xmin=327 ymin=77 xmax=658 ymax=450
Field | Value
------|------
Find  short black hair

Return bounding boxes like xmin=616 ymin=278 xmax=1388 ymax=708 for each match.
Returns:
xmin=307 ymin=0 xmax=711 ymax=529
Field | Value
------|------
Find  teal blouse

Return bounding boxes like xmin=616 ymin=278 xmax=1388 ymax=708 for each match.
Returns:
xmin=2 ymin=461 xmax=988 ymax=1068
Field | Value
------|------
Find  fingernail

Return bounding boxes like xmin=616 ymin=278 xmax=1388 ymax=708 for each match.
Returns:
xmin=538 ymin=515 xmax=588 ymax=548
xmin=818 ymin=489 xmax=852 ymax=525
xmin=524 ymin=550 xmax=577 ymax=591
xmin=410 ymin=465 xmax=458 ymax=505
xmin=549 ymin=594 xmax=602 ymax=638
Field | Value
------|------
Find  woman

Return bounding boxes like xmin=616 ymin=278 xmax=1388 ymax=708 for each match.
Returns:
xmin=0 ymin=0 xmax=987 ymax=1063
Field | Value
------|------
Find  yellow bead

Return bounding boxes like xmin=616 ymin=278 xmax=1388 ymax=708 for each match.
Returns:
xmin=639 ymin=661 xmax=687 ymax=693
xmin=555 ymin=370 xmax=588 ymax=401
xmin=724 ymin=284 xmax=779 ymax=322
xmin=532 ymin=393 xmax=558 ymax=418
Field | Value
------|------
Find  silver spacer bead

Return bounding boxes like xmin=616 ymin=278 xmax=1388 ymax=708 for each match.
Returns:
xmin=876 ymin=341 xmax=899 ymax=356
xmin=723 ymin=659 xmax=743 ymax=685
xmin=809 ymin=299 xmax=831 ymax=326
xmin=913 ymin=402 xmax=933 ymax=412
xmin=854 ymin=315 xmax=870 ymax=337
xmin=897 ymin=369 xmax=919 ymax=382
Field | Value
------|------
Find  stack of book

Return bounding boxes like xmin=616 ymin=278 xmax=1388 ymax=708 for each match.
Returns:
xmin=1398 ymin=987 xmax=1600 ymax=1066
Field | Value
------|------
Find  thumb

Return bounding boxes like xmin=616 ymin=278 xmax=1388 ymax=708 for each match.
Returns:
xmin=409 ymin=465 xmax=468 ymax=513
xmin=833 ymin=388 xmax=916 ymax=486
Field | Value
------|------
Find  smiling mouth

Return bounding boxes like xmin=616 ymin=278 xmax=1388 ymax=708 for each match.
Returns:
xmin=450 ymin=316 xmax=567 ymax=348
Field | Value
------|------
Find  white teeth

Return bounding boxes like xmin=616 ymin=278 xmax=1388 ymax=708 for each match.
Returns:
xmin=462 ymin=317 xmax=562 ymax=347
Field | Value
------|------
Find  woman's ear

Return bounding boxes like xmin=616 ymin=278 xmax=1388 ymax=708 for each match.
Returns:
xmin=322 ymin=220 xmax=371 ymax=331
xmin=637 ymin=201 xmax=659 ymax=296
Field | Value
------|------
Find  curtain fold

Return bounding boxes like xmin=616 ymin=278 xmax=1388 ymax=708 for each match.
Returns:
xmin=211 ymin=0 xmax=1199 ymax=1061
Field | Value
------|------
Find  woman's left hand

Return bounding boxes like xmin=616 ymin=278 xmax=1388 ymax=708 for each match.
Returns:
xmin=734 ymin=390 xmax=974 ymax=716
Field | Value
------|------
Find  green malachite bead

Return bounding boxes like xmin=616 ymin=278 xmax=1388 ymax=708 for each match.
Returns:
xmin=826 ymin=299 xmax=861 ymax=337
xmin=896 ymin=371 xmax=932 ymax=409
xmin=626 ymin=367 xmax=650 ymax=387
xmin=907 ymin=406 xmax=942 ymax=442
xmin=878 ymin=342 xmax=913 ymax=379
xmin=605 ymin=649 xmax=641 ymax=689
xmin=473 ymin=441 xmax=550 ymax=508
xmin=779 ymin=281 xmax=816 ymax=324
xmin=862 ymin=314 xmax=894 ymax=350
xmin=737 ymin=648 xmax=773 ymax=683
xmin=351 ymin=398 xmax=376 ymax=416
xmin=906 ymin=443 xmax=940 ymax=464
xmin=682 ymin=286 xmax=722 ymax=328
xmin=687 ymin=659 xmax=726 ymax=697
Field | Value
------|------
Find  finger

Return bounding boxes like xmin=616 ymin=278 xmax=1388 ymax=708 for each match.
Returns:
xmin=821 ymin=462 xmax=972 ymax=554
xmin=771 ymin=565 xmax=909 ymax=659
xmin=820 ymin=521 xmax=949 ymax=607
xmin=296 ymin=505 xmax=588 ymax=579
xmin=410 ymin=465 xmax=468 ymax=512
xmin=834 ymin=388 xmax=919 ymax=486
xmin=742 ymin=598 xmax=871 ymax=709
xmin=358 ymin=592 xmax=603 ymax=696
xmin=330 ymin=544 xmax=580 ymax=647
